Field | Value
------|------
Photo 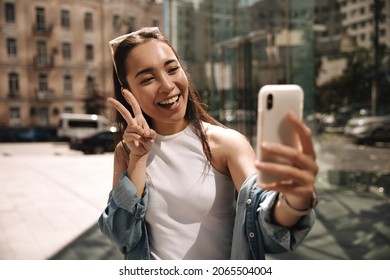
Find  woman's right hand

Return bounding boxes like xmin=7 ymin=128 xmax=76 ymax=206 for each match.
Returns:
xmin=108 ymin=88 xmax=156 ymax=157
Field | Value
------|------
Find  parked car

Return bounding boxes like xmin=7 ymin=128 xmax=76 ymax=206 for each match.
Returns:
xmin=17 ymin=127 xmax=54 ymax=142
xmin=0 ymin=127 xmax=18 ymax=142
xmin=69 ymin=129 xmax=119 ymax=154
xmin=57 ymin=113 xmax=112 ymax=141
xmin=344 ymin=115 xmax=390 ymax=144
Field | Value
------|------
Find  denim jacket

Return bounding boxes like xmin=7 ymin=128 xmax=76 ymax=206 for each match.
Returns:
xmin=98 ymin=172 xmax=315 ymax=260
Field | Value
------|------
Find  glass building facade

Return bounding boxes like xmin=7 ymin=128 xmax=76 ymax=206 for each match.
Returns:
xmin=163 ymin=0 xmax=390 ymax=143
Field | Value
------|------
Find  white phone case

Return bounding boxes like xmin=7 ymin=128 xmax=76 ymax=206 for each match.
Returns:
xmin=256 ymin=84 xmax=304 ymax=185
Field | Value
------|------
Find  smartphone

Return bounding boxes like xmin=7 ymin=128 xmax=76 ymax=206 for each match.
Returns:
xmin=256 ymin=84 xmax=304 ymax=185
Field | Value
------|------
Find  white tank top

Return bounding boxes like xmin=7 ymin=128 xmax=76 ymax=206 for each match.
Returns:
xmin=145 ymin=123 xmax=236 ymax=259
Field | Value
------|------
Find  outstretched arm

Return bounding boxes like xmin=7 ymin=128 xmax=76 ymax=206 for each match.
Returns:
xmin=255 ymin=112 xmax=318 ymax=227
xmin=222 ymin=112 xmax=318 ymax=228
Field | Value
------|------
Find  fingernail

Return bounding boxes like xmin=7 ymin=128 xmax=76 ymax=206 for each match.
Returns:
xmin=262 ymin=182 xmax=277 ymax=188
xmin=261 ymin=142 xmax=271 ymax=149
xmin=288 ymin=111 xmax=297 ymax=120
xmin=255 ymin=160 xmax=265 ymax=168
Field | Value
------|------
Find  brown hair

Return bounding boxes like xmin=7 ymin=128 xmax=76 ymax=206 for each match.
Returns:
xmin=111 ymin=27 xmax=222 ymax=162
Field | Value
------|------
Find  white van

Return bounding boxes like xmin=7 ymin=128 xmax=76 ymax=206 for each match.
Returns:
xmin=57 ymin=113 xmax=111 ymax=140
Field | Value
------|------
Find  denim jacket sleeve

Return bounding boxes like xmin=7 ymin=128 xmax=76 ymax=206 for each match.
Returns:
xmin=231 ymin=173 xmax=315 ymax=259
xmin=98 ymin=172 xmax=150 ymax=260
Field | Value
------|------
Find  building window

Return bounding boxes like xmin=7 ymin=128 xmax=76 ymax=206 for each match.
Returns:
xmin=84 ymin=12 xmax=93 ymax=31
xmin=86 ymin=44 xmax=94 ymax=61
xmin=360 ymin=33 xmax=366 ymax=41
xmin=62 ymin=42 xmax=71 ymax=60
xmin=37 ymin=40 xmax=48 ymax=65
xmin=37 ymin=107 xmax=49 ymax=126
xmin=8 ymin=72 xmax=19 ymax=96
xmin=9 ymin=107 xmax=21 ymax=126
xmin=7 ymin=38 xmax=17 ymax=57
xmin=61 ymin=9 xmax=70 ymax=28
xmin=35 ymin=7 xmax=46 ymax=31
xmin=38 ymin=74 xmax=48 ymax=91
xmin=5 ymin=2 xmax=16 ymax=22
xmin=64 ymin=106 xmax=73 ymax=113
xmin=86 ymin=75 xmax=95 ymax=96
xmin=64 ymin=75 xmax=72 ymax=95
xmin=113 ymin=15 xmax=121 ymax=32
xmin=127 ymin=16 xmax=136 ymax=32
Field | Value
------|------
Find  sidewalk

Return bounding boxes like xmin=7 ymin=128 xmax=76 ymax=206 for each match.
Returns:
xmin=0 ymin=144 xmax=114 ymax=259
xmin=0 ymin=141 xmax=389 ymax=260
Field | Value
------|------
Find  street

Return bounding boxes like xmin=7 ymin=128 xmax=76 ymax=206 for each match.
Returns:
xmin=0 ymin=136 xmax=389 ymax=260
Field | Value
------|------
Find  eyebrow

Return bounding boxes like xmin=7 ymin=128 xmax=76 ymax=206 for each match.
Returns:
xmin=134 ymin=59 xmax=178 ymax=79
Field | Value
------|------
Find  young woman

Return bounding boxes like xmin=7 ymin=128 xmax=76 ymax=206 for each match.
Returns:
xmin=99 ymin=27 xmax=318 ymax=260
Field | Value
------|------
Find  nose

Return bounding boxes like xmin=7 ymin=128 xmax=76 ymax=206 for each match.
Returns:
xmin=158 ymin=73 xmax=175 ymax=94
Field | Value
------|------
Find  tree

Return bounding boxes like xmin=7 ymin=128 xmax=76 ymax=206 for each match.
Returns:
xmin=317 ymin=48 xmax=372 ymax=112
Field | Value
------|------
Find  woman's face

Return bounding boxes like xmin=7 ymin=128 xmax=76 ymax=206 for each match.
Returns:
xmin=125 ymin=40 xmax=189 ymax=134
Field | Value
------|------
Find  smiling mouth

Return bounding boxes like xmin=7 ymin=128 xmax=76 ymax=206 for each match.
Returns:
xmin=158 ymin=95 xmax=180 ymax=107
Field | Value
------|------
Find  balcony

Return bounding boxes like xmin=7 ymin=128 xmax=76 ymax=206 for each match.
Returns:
xmin=32 ymin=23 xmax=53 ymax=36
xmin=33 ymin=55 xmax=54 ymax=69
xmin=8 ymin=91 xmax=20 ymax=99
xmin=34 ymin=89 xmax=55 ymax=101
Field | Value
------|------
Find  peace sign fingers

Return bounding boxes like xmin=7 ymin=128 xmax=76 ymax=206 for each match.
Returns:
xmin=121 ymin=89 xmax=142 ymax=115
xmin=107 ymin=97 xmax=135 ymax=126
xmin=107 ymin=89 xmax=156 ymax=155
xmin=107 ymin=96 xmax=143 ymax=147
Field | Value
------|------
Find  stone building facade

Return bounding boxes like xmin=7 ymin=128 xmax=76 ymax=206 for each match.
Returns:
xmin=0 ymin=0 xmax=162 ymax=127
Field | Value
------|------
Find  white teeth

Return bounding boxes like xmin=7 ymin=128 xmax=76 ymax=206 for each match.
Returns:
xmin=159 ymin=95 xmax=179 ymax=105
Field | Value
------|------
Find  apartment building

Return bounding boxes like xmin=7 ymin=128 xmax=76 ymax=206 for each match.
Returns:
xmin=0 ymin=0 xmax=162 ymax=127
xmin=338 ymin=0 xmax=389 ymax=49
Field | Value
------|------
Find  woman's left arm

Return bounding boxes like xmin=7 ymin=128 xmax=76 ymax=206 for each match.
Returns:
xmin=224 ymin=112 xmax=318 ymax=228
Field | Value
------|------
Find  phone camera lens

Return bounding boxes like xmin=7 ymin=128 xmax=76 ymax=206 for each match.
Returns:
xmin=267 ymin=94 xmax=273 ymax=110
